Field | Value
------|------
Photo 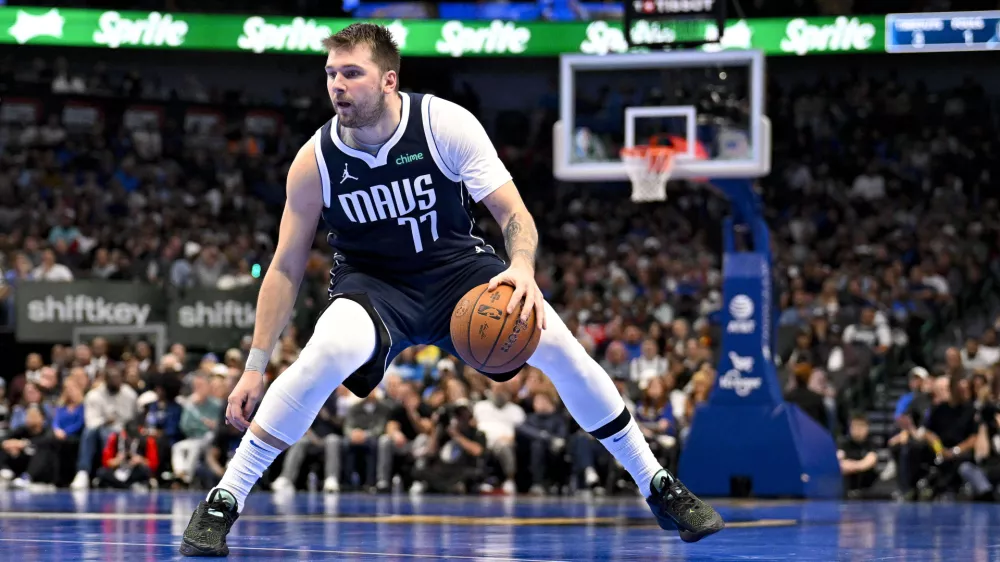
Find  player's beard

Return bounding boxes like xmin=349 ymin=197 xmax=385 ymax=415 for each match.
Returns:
xmin=334 ymin=92 xmax=386 ymax=130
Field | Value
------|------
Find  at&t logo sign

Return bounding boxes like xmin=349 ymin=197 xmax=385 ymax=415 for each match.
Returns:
xmin=726 ymin=294 xmax=756 ymax=334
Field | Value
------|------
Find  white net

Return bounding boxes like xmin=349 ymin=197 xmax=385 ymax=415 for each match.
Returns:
xmin=620 ymin=147 xmax=675 ymax=203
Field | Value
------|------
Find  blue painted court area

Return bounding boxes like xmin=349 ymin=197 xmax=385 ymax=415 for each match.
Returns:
xmin=1 ymin=491 xmax=999 ymax=561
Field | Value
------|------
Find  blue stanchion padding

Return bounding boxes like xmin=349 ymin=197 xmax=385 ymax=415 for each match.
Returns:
xmin=678 ymin=403 xmax=843 ymax=498
xmin=676 ymin=178 xmax=842 ymax=499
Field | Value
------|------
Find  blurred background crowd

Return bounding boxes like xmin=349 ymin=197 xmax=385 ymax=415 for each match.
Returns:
xmin=2 ymin=0 xmax=1000 ymax=502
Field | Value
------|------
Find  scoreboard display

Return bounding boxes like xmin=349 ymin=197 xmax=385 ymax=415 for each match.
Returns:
xmin=886 ymin=11 xmax=1000 ymax=53
xmin=623 ymin=0 xmax=727 ymax=49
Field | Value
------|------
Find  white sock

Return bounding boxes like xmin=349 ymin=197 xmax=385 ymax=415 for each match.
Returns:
xmin=598 ymin=417 xmax=663 ymax=495
xmin=214 ymin=430 xmax=281 ymax=512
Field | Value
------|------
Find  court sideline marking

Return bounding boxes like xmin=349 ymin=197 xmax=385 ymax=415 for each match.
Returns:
xmin=0 ymin=538 xmax=564 ymax=561
xmin=0 ymin=511 xmax=797 ymax=528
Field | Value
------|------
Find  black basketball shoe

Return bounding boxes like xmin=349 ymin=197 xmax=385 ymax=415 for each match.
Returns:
xmin=179 ymin=488 xmax=240 ymax=557
xmin=645 ymin=470 xmax=725 ymax=543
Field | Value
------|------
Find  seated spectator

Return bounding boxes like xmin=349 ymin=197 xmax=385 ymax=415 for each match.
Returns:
xmin=681 ymin=368 xmax=714 ymax=440
xmin=71 ymin=366 xmax=138 ymax=489
xmin=194 ymin=379 xmax=264 ymax=491
xmin=842 ymin=305 xmax=891 ymax=361
xmin=142 ymin=374 xmax=184 ymax=482
xmin=901 ymin=376 xmax=978 ymax=499
xmin=95 ymin=421 xmax=159 ymax=490
xmin=635 ymin=376 xmax=678 ymax=471
xmin=962 ymin=337 xmax=999 ymax=374
xmin=52 ymin=378 xmax=86 ymax=484
xmin=473 ymin=382 xmax=525 ymax=494
xmin=327 ymin=390 xmax=391 ymax=492
xmin=0 ymin=405 xmax=58 ymax=490
xmin=32 ymin=248 xmax=73 ymax=282
xmin=376 ymin=381 xmax=433 ymax=492
xmin=144 ymin=374 xmax=184 ymax=448
xmin=172 ymin=373 xmax=223 ymax=485
xmin=629 ymin=338 xmax=668 ymax=391
xmin=9 ymin=382 xmax=56 ymax=431
xmin=784 ymin=363 xmax=829 ymax=431
xmin=838 ymin=414 xmax=878 ymax=498
xmin=515 ymin=392 xmax=568 ymax=495
xmin=390 ymin=347 xmax=425 ymax=383
xmin=600 ymin=341 xmax=633 ymax=396
xmin=412 ymin=404 xmax=486 ymax=494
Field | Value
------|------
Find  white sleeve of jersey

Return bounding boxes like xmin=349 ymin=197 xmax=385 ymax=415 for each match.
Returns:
xmin=426 ymin=96 xmax=512 ymax=203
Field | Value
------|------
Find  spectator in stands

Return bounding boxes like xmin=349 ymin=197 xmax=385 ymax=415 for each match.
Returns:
xmin=52 ymin=379 xmax=85 ymax=479
xmin=785 ymin=363 xmax=829 ymax=430
xmin=680 ymin=368 xmax=714 ymax=440
xmin=516 ymin=392 xmax=568 ymax=495
xmin=600 ymin=341 xmax=631 ymax=384
xmin=962 ymin=336 xmax=999 ymax=373
xmin=843 ymin=306 xmax=891 ymax=360
xmin=629 ymin=338 xmax=668 ymax=391
xmin=473 ymin=382 xmax=525 ymax=494
xmin=909 ymin=376 xmax=978 ymax=499
xmin=635 ymin=376 xmax=678 ymax=472
xmin=330 ymin=390 xmax=391 ymax=492
xmin=194 ymin=379 xmax=252 ymax=490
xmin=377 ymin=381 xmax=433 ymax=492
xmin=172 ymin=373 xmax=222 ymax=486
xmin=32 ymin=248 xmax=73 ymax=282
xmin=838 ymin=413 xmax=878 ymax=498
xmin=957 ymin=383 xmax=1000 ymax=501
xmin=95 ymin=421 xmax=158 ymax=490
xmin=0 ymin=405 xmax=58 ymax=490
xmin=9 ymin=382 xmax=56 ymax=431
xmin=944 ymin=347 xmax=967 ymax=379
xmin=412 ymin=404 xmax=486 ymax=494
xmin=72 ymin=365 xmax=138 ymax=489
xmin=390 ymin=347 xmax=424 ymax=383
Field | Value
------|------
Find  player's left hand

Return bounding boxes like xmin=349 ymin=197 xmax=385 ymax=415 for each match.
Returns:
xmin=487 ymin=264 xmax=547 ymax=330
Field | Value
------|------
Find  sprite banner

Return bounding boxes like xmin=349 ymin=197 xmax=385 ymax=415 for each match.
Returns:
xmin=2 ymin=7 xmax=886 ymax=57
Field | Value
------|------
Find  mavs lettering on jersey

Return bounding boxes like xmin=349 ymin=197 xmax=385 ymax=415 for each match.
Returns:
xmin=313 ymin=93 xmax=493 ymax=273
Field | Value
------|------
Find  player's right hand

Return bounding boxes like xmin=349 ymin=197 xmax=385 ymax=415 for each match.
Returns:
xmin=227 ymin=370 xmax=265 ymax=432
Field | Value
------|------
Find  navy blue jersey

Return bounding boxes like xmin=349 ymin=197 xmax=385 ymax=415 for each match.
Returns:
xmin=313 ymin=92 xmax=495 ymax=275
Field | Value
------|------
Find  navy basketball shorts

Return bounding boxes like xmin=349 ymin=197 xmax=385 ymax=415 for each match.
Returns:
xmin=325 ymin=252 xmax=521 ymax=397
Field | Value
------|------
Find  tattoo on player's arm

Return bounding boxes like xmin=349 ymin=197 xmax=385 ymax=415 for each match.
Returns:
xmin=503 ymin=212 xmax=538 ymax=270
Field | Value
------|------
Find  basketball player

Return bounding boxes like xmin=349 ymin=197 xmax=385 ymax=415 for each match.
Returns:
xmin=179 ymin=23 xmax=724 ymax=557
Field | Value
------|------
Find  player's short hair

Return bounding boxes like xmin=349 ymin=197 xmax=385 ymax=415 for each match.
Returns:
xmin=322 ymin=23 xmax=401 ymax=76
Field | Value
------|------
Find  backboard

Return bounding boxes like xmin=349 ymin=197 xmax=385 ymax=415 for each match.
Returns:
xmin=553 ymin=49 xmax=770 ymax=182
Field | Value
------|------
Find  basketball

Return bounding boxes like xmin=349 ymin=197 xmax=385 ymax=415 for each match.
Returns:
xmin=450 ymin=283 xmax=541 ymax=374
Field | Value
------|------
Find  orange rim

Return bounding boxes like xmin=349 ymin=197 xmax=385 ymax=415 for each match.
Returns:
xmin=620 ymin=145 xmax=676 ymax=172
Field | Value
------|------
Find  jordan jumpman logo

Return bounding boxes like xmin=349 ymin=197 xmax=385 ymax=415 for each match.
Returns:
xmin=341 ymin=163 xmax=358 ymax=184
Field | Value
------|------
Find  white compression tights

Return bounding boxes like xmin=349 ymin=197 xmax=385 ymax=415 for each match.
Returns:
xmin=527 ymin=301 xmax=627 ymax=432
xmin=527 ymin=301 xmax=662 ymax=491
xmin=254 ymin=298 xmax=377 ymax=445
xmin=215 ymin=298 xmax=376 ymax=510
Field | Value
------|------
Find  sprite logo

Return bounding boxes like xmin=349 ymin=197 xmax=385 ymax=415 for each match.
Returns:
xmin=93 ymin=11 xmax=189 ymax=49
xmin=780 ymin=16 xmax=876 ymax=56
xmin=8 ymin=9 xmax=65 ymax=45
xmin=579 ymin=21 xmax=629 ymax=55
xmin=237 ymin=16 xmax=332 ymax=54
xmin=435 ymin=20 xmax=530 ymax=57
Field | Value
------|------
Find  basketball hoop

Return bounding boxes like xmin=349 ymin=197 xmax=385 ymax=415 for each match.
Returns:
xmin=620 ymin=144 xmax=676 ymax=203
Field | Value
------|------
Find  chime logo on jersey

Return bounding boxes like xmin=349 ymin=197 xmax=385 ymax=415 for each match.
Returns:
xmin=337 ymin=173 xmax=436 ymax=224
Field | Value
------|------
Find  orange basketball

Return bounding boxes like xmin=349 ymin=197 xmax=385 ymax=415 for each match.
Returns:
xmin=450 ymin=283 xmax=541 ymax=374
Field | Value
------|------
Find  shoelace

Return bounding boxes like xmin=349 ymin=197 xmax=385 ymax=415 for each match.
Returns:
xmin=659 ymin=477 xmax=700 ymax=513
xmin=200 ymin=501 xmax=234 ymax=526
